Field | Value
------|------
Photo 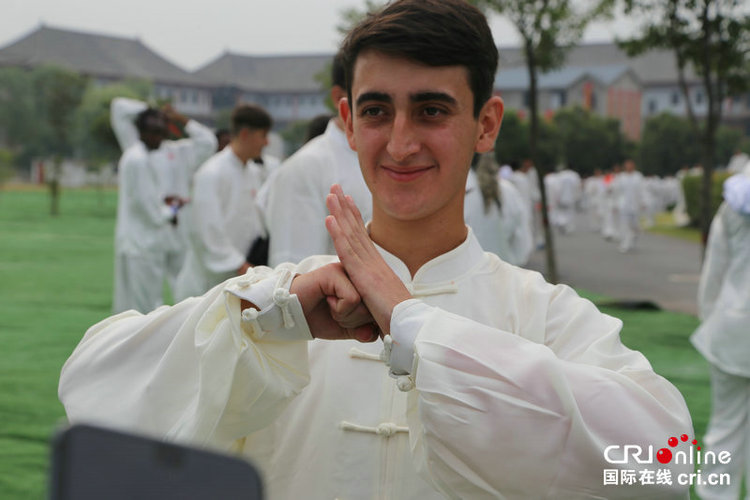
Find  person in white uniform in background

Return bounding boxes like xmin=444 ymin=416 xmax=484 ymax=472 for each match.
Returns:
xmin=60 ymin=2 xmax=693 ymax=498
xmin=174 ymin=104 xmax=272 ymax=301
xmin=109 ymin=97 xmax=216 ymax=314
xmin=554 ymin=164 xmax=583 ymax=234
xmin=465 ymin=153 xmax=533 ymax=266
xmin=691 ymin=163 xmax=750 ymax=500
xmin=613 ymin=158 xmax=645 ymax=253
xmin=583 ymin=168 xmax=606 ymax=232
xmin=260 ymin=53 xmax=371 ymax=267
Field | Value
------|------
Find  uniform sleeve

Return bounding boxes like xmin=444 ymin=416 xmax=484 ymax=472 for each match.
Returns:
xmin=697 ymin=204 xmax=730 ymax=321
xmin=265 ymin=153 xmax=332 ymax=266
xmin=120 ymin=152 xmax=172 ymax=227
xmin=191 ymin=167 xmax=247 ymax=273
xmin=501 ymin=181 xmax=533 ymax=266
xmin=387 ymin=287 xmax=693 ymax=498
xmin=110 ymin=97 xmax=147 ymax=151
xmin=59 ymin=265 xmax=314 ymax=451
xmin=171 ymin=120 xmax=218 ymax=175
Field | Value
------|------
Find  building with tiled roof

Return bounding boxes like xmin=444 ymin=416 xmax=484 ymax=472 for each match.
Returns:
xmin=0 ymin=25 xmax=215 ymax=120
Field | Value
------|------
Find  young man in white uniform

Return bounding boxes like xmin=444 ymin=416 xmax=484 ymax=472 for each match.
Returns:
xmin=110 ymin=98 xmax=216 ymax=313
xmin=613 ymin=159 xmax=646 ymax=253
xmin=174 ymin=105 xmax=271 ymax=301
xmin=465 ymin=153 xmax=533 ymax=266
xmin=61 ymin=2 xmax=693 ymax=498
xmin=261 ymin=54 xmax=372 ymax=267
xmin=691 ymin=163 xmax=750 ymax=500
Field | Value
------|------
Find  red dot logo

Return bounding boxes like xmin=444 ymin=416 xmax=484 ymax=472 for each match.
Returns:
xmin=657 ymin=448 xmax=673 ymax=464
xmin=681 ymin=434 xmax=689 ymax=442
xmin=668 ymin=437 xmax=678 ymax=447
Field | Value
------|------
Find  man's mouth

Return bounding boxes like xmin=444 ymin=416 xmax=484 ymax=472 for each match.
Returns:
xmin=381 ymin=165 xmax=435 ymax=182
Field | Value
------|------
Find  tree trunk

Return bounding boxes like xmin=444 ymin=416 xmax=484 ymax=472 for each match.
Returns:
xmin=526 ymin=43 xmax=559 ymax=283
xmin=49 ymin=157 xmax=61 ymax=216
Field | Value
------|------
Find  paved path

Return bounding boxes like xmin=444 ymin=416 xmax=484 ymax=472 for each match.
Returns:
xmin=525 ymin=217 xmax=703 ymax=316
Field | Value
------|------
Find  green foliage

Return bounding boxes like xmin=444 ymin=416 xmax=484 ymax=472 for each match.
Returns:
xmin=495 ymin=107 xmax=633 ymax=175
xmin=336 ymin=0 xmax=385 ymax=36
xmin=32 ymin=66 xmax=88 ymax=159
xmin=0 ymin=149 xmax=14 ymax=187
xmin=640 ymin=113 xmax=701 ymax=175
xmin=640 ymin=113 xmax=747 ymax=176
xmin=553 ymin=106 xmax=626 ymax=175
xmin=715 ymin=126 xmax=744 ymax=167
xmin=280 ymin=119 xmax=310 ymax=157
xmin=0 ymin=68 xmax=36 ymax=158
xmin=682 ymin=170 xmax=732 ymax=226
xmin=72 ymin=80 xmax=152 ymax=167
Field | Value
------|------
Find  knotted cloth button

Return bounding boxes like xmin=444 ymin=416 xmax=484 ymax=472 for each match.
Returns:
xmin=396 ymin=375 xmax=414 ymax=392
xmin=241 ymin=308 xmax=259 ymax=322
xmin=273 ymin=288 xmax=295 ymax=328
xmin=376 ymin=423 xmax=399 ymax=437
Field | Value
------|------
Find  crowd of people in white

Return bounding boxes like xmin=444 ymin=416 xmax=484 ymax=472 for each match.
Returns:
xmin=110 ymin=83 xmax=750 ymax=314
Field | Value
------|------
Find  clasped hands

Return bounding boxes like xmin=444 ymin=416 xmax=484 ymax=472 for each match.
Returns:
xmin=289 ymin=185 xmax=412 ymax=342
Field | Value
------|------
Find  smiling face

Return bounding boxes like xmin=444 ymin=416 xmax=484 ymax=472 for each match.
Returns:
xmin=340 ymin=50 xmax=503 ymax=228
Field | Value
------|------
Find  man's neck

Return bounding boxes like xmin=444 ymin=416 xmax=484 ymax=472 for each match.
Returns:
xmin=368 ymin=210 xmax=467 ymax=277
xmin=230 ymin=142 xmax=251 ymax=164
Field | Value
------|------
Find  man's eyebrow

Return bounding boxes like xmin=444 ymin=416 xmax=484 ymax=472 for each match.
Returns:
xmin=355 ymin=92 xmax=392 ymax=108
xmin=411 ymin=92 xmax=458 ymax=106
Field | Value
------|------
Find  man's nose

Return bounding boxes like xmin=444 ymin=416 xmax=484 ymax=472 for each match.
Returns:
xmin=386 ymin=114 xmax=420 ymax=162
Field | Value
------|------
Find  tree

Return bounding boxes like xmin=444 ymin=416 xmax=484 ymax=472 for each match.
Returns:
xmin=553 ymin=106 xmax=627 ymax=176
xmin=619 ymin=0 xmax=750 ymax=249
xmin=72 ymin=80 xmax=151 ymax=200
xmin=639 ymin=113 xmax=701 ymax=175
xmin=477 ymin=0 xmax=615 ymax=282
xmin=0 ymin=68 xmax=36 ymax=157
xmin=494 ymin=109 xmax=562 ymax=169
xmin=32 ymin=66 xmax=88 ymax=215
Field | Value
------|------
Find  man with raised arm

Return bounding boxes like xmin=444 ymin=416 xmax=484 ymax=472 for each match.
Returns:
xmin=109 ymin=98 xmax=216 ymax=313
xmin=62 ymin=2 xmax=692 ymax=498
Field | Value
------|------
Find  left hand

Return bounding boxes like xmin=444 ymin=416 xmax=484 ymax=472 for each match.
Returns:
xmin=325 ymin=184 xmax=412 ymax=337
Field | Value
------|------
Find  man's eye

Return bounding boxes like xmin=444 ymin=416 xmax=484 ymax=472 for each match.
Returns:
xmin=361 ymin=107 xmax=383 ymax=117
xmin=423 ymin=107 xmax=444 ymax=117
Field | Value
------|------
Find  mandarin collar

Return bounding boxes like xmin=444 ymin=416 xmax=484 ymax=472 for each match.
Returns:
xmin=373 ymin=227 xmax=484 ymax=292
xmin=325 ymin=120 xmax=354 ymax=153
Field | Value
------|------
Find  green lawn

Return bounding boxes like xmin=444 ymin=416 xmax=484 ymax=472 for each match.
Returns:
xmin=0 ymin=188 xmax=711 ymax=498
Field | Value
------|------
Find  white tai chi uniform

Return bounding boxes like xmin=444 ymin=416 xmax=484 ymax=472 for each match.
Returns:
xmin=174 ymin=147 xmax=266 ymax=301
xmin=465 ymin=169 xmax=533 ymax=266
xmin=260 ymin=120 xmax=372 ymax=267
xmin=691 ymin=165 xmax=750 ymax=500
xmin=583 ymin=174 xmax=606 ymax=232
xmin=555 ymin=169 xmax=582 ymax=234
xmin=60 ymin=229 xmax=692 ymax=499
xmin=612 ymin=170 xmax=645 ymax=252
xmin=110 ymin=98 xmax=216 ymax=314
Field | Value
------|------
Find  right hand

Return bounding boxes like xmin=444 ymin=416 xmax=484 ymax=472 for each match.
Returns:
xmin=290 ymin=263 xmax=379 ymax=343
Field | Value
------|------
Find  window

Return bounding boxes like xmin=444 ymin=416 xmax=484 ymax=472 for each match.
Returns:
xmin=694 ymin=89 xmax=704 ymax=105
xmin=648 ymin=99 xmax=657 ymax=114
xmin=671 ymin=91 xmax=680 ymax=106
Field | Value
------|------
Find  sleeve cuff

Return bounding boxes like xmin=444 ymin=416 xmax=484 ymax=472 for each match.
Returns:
xmin=384 ymin=299 xmax=432 ymax=378
xmin=226 ymin=269 xmax=313 ymax=342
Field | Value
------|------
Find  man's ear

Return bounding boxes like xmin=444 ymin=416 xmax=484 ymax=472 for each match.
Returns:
xmin=475 ymin=95 xmax=504 ymax=154
xmin=338 ymin=97 xmax=357 ymax=151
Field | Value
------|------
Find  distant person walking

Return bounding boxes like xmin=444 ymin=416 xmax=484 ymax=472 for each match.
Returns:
xmin=691 ymin=163 xmax=750 ymax=500
xmin=110 ymin=97 xmax=216 ymax=313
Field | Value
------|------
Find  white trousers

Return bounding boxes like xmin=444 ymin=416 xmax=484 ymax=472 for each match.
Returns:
xmin=112 ymin=251 xmax=184 ymax=314
xmin=696 ymin=364 xmax=750 ymax=500
xmin=618 ymin=211 xmax=640 ymax=252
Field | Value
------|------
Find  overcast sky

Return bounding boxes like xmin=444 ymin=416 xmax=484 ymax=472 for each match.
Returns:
xmin=2 ymin=0 xmax=643 ymax=71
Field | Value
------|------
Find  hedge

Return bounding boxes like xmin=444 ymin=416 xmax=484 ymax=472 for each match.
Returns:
xmin=682 ymin=170 xmax=733 ymax=226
